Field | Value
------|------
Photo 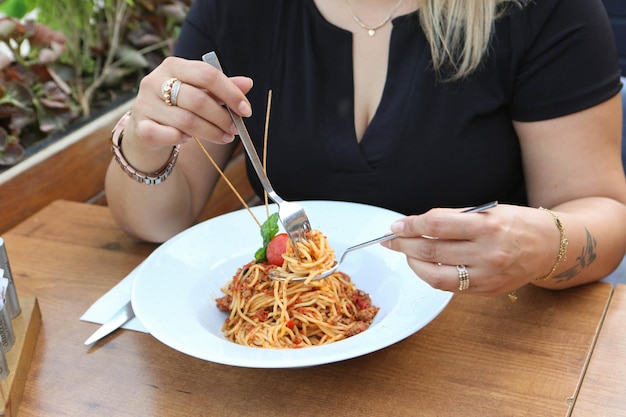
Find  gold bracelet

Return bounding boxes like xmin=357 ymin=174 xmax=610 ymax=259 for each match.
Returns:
xmin=534 ymin=207 xmax=568 ymax=282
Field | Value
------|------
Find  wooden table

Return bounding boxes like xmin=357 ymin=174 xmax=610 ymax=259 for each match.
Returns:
xmin=2 ymin=200 xmax=619 ymax=416
xmin=572 ymin=283 xmax=626 ymax=416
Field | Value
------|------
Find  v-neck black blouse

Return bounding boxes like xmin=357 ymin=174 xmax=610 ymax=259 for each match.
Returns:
xmin=175 ymin=0 xmax=622 ymax=215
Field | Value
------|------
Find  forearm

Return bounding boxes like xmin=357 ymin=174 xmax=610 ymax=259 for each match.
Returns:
xmin=533 ymin=197 xmax=626 ymax=289
xmin=105 ymin=160 xmax=199 ymax=243
xmin=104 ymin=99 xmax=241 ymax=242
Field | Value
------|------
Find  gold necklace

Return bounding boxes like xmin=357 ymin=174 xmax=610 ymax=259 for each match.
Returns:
xmin=344 ymin=0 xmax=405 ymax=37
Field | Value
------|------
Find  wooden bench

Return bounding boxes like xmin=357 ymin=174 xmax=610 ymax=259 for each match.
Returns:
xmin=0 ymin=101 xmax=258 ymax=234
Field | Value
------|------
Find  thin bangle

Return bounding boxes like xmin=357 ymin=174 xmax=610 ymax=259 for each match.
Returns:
xmin=111 ymin=111 xmax=181 ymax=185
xmin=534 ymin=207 xmax=568 ymax=282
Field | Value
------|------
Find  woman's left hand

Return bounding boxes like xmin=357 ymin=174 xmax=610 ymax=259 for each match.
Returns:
xmin=381 ymin=204 xmax=558 ymax=295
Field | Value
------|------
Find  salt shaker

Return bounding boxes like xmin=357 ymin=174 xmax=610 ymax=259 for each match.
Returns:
xmin=0 ymin=237 xmax=20 ymax=319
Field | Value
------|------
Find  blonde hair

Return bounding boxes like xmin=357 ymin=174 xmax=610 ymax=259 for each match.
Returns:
xmin=417 ymin=0 xmax=525 ymax=80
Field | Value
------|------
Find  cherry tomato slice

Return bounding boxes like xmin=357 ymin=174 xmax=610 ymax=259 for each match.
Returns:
xmin=266 ymin=233 xmax=289 ymax=266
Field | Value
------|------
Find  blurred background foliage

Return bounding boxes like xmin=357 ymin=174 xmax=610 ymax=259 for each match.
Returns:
xmin=0 ymin=0 xmax=191 ymax=166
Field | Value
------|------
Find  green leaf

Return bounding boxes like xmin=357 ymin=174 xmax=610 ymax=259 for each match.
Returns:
xmin=0 ymin=0 xmax=32 ymax=18
xmin=254 ymin=213 xmax=279 ymax=262
xmin=254 ymin=246 xmax=266 ymax=263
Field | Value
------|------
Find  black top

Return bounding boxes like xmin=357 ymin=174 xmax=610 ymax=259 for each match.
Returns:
xmin=175 ymin=0 xmax=622 ymax=215
xmin=602 ymin=0 xmax=626 ymax=74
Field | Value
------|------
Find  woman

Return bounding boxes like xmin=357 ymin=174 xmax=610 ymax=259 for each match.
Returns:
xmin=105 ymin=0 xmax=626 ymax=298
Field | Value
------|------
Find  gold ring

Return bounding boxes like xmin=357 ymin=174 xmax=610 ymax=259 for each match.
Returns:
xmin=456 ymin=265 xmax=470 ymax=291
xmin=161 ymin=77 xmax=180 ymax=106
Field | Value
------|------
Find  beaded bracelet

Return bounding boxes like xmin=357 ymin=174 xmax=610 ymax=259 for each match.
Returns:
xmin=534 ymin=207 xmax=568 ymax=282
xmin=111 ymin=111 xmax=181 ymax=185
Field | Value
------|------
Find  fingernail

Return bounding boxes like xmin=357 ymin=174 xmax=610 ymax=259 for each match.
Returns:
xmin=230 ymin=123 xmax=238 ymax=135
xmin=221 ymin=132 xmax=234 ymax=143
xmin=238 ymin=101 xmax=252 ymax=117
xmin=181 ymin=134 xmax=192 ymax=143
xmin=391 ymin=221 xmax=405 ymax=233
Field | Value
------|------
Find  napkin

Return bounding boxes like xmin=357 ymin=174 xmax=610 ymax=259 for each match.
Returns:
xmin=80 ymin=263 xmax=148 ymax=333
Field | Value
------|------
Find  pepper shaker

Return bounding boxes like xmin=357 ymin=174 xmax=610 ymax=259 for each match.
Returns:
xmin=0 ymin=276 xmax=15 ymax=353
xmin=0 ymin=237 xmax=20 ymax=319
xmin=0 ymin=341 xmax=8 ymax=383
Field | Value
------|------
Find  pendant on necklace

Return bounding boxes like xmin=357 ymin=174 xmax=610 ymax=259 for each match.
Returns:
xmin=347 ymin=0 xmax=404 ymax=38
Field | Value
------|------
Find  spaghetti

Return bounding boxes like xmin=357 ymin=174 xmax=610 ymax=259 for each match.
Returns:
xmin=216 ymin=229 xmax=379 ymax=348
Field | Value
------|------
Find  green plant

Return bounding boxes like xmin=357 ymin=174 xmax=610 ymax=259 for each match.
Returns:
xmin=0 ymin=15 xmax=72 ymax=165
xmin=0 ymin=0 xmax=191 ymax=167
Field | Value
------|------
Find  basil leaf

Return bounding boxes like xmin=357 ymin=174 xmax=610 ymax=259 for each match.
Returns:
xmin=254 ymin=246 xmax=266 ymax=262
xmin=255 ymin=213 xmax=279 ymax=262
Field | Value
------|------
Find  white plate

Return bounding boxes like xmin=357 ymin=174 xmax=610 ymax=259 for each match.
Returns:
xmin=131 ymin=201 xmax=453 ymax=368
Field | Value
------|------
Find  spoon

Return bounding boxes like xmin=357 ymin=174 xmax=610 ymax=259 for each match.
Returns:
xmin=269 ymin=201 xmax=498 ymax=282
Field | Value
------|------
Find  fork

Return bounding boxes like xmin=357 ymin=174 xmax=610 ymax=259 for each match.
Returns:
xmin=202 ymin=52 xmax=311 ymax=245
xmin=270 ymin=200 xmax=498 ymax=282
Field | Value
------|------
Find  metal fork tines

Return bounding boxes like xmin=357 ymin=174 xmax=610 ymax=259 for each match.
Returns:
xmin=202 ymin=52 xmax=311 ymax=245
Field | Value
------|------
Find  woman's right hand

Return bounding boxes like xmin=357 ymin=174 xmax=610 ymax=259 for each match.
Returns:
xmin=120 ymin=56 xmax=254 ymax=174
xmin=105 ymin=56 xmax=255 ymax=242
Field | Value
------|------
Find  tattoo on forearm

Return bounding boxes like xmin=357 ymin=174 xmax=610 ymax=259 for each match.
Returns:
xmin=554 ymin=228 xmax=597 ymax=283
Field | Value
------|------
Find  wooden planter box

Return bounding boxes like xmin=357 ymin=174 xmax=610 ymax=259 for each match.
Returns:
xmin=0 ymin=100 xmax=258 ymax=234
xmin=0 ymin=102 xmax=130 ymax=233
